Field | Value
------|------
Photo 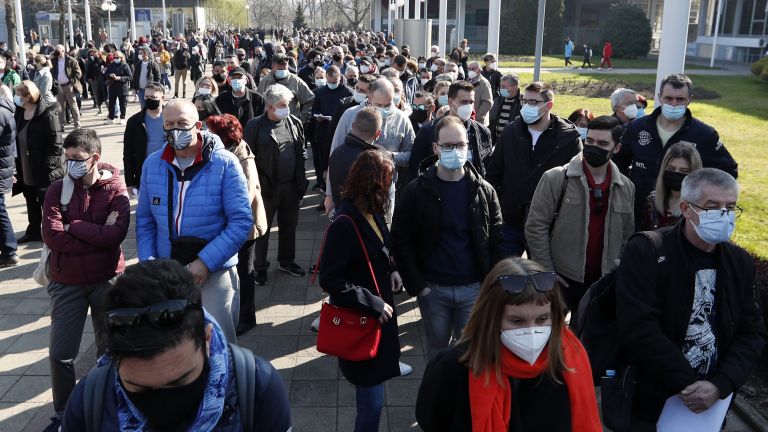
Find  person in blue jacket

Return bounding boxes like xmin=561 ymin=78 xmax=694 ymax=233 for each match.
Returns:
xmin=60 ymin=259 xmax=292 ymax=432
xmin=564 ymin=37 xmax=575 ymax=68
xmin=615 ymin=74 xmax=738 ymax=224
xmin=135 ymin=99 xmax=253 ymax=343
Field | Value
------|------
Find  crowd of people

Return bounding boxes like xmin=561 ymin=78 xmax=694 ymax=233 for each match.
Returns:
xmin=0 ymin=25 xmax=763 ymax=432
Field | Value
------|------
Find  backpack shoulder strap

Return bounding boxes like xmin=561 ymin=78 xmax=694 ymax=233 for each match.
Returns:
xmin=638 ymin=230 xmax=665 ymax=259
xmin=83 ymin=363 xmax=111 ymax=432
xmin=230 ymin=343 xmax=259 ymax=432
xmin=548 ymin=167 xmax=569 ymax=234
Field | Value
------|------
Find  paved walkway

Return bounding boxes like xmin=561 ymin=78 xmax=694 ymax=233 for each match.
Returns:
xmin=0 ymin=73 xmax=757 ymax=431
xmin=499 ymin=64 xmax=752 ymax=76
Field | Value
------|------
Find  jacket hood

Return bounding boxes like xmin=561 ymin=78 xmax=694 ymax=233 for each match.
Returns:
xmin=0 ymin=95 xmax=14 ymax=115
xmin=93 ymin=162 xmax=123 ymax=187
xmin=33 ymin=96 xmax=58 ymax=118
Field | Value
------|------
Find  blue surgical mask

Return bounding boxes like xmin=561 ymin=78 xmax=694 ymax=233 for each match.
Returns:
xmin=576 ymin=127 xmax=588 ymax=140
xmin=13 ymin=95 xmax=23 ymax=107
xmin=327 ymin=82 xmax=339 ymax=90
xmin=500 ymin=89 xmax=510 ymax=98
xmin=377 ymin=106 xmax=390 ymax=119
xmin=661 ymin=103 xmax=686 ymax=121
xmin=315 ymin=78 xmax=326 ymax=87
xmin=636 ymin=107 xmax=646 ymax=118
xmin=230 ymin=78 xmax=245 ymax=91
xmin=275 ymin=69 xmax=288 ymax=79
xmin=691 ymin=207 xmax=736 ymax=244
xmin=520 ymin=104 xmax=543 ymax=124
xmin=393 ymin=94 xmax=401 ymax=105
xmin=353 ymin=92 xmax=367 ymax=104
xmin=438 ymin=95 xmax=448 ymax=106
xmin=438 ymin=146 xmax=468 ymax=170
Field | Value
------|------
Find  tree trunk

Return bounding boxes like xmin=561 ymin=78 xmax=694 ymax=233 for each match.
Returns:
xmin=5 ymin=1 xmax=17 ymax=53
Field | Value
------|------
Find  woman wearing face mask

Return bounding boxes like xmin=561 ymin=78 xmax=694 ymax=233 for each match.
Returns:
xmin=432 ymin=80 xmax=451 ymax=110
xmin=13 ymin=81 xmax=64 ymax=243
xmin=318 ymin=150 xmax=403 ymax=432
xmin=415 ymin=257 xmax=602 ymax=432
xmin=86 ymin=50 xmax=107 ymax=115
xmin=158 ymin=44 xmax=173 ymax=92
xmin=31 ymin=55 xmax=56 ymax=104
xmin=567 ymin=108 xmax=595 ymax=142
xmin=641 ymin=142 xmax=702 ymax=230
xmin=194 ymin=76 xmax=219 ymax=99
xmin=103 ymin=52 xmax=132 ymax=125
xmin=192 ymin=94 xmax=221 ymax=127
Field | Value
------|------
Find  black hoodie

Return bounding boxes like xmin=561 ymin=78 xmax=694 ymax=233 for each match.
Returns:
xmin=14 ymin=97 xmax=64 ymax=190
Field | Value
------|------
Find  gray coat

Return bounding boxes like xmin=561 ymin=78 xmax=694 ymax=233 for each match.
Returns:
xmin=33 ymin=67 xmax=56 ymax=104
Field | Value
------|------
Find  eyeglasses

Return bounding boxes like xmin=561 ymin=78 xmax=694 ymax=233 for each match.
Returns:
xmin=689 ymin=202 xmax=743 ymax=219
xmin=411 ymin=104 xmax=432 ymax=111
xmin=520 ymin=98 xmax=547 ymax=107
xmin=437 ymin=142 xmax=468 ymax=151
xmin=495 ymin=272 xmax=557 ymax=294
xmin=105 ymin=300 xmax=202 ymax=331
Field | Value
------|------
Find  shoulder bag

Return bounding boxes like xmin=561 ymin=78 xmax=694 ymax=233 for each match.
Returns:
xmin=33 ymin=176 xmax=74 ymax=286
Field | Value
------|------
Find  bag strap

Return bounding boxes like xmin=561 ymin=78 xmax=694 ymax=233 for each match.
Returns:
xmin=311 ymin=214 xmax=382 ymax=297
xmin=83 ymin=363 xmax=111 ymax=432
xmin=229 ymin=343 xmax=256 ymax=432
xmin=548 ymin=168 xmax=569 ymax=234
xmin=167 ymin=169 xmax=175 ymax=241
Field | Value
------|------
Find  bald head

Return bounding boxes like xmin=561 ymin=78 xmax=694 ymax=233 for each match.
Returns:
xmin=369 ymin=78 xmax=395 ymax=109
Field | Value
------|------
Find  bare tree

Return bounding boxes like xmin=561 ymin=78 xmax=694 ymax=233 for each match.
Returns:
xmin=325 ymin=0 xmax=369 ymax=29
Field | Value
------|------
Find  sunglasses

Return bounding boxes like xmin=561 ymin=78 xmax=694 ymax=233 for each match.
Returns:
xmin=495 ymin=272 xmax=557 ymax=294
xmin=105 ymin=300 xmax=202 ymax=331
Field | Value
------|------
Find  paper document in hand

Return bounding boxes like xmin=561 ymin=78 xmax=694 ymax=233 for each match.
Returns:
xmin=656 ymin=393 xmax=733 ymax=432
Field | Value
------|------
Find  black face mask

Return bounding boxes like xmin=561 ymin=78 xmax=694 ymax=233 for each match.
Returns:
xmin=662 ymin=170 xmax=687 ymax=191
xmin=144 ymin=98 xmax=161 ymax=110
xmin=410 ymin=109 xmax=430 ymax=124
xmin=332 ymin=54 xmax=343 ymax=62
xmin=346 ymin=78 xmax=357 ymax=88
xmin=212 ymin=74 xmax=226 ymax=83
xmin=583 ymin=145 xmax=612 ymax=168
xmin=124 ymin=355 xmax=209 ymax=432
xmin=197 ymin=110 xmax=210 ymax=121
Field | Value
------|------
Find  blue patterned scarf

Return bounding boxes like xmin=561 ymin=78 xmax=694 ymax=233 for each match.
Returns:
xmin=102 ymin=310 xmax=231 ymax=431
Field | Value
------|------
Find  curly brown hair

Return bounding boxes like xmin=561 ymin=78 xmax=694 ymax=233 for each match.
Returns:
xmin=341 ymin=150 xmax=394 ymax=216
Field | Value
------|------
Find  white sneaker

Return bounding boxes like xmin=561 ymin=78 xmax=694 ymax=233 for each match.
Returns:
xmin=311 ymin=316 xmax=320 ymax=332
xmin=119 ymin=119 xmax=125 ymax=125
xmin=399 ymin=361 xmax=413 ymax=376
xmin=104 ymin=119 xmax=113 ymax=125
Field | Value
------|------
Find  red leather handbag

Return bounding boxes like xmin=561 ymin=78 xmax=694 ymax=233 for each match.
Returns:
xmin=313 ymin=214 xmax=383 ymax=361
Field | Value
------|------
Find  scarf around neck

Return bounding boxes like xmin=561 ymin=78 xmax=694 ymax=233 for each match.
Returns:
xmin=468 ymin=327 xmax=601 ymax=432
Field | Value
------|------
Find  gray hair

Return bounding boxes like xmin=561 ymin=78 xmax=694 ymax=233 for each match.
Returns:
xmin=468 ymin=61 xmax=480 ymax=69
xmin=501 ymin=73 xmax=519 ymax=85
xmin=370 ymin=78 xmax=394 ymax=98
xmin=680 ymin=168 xmax=740 ymax=204
xmin=264 ymin=84 xmax=294 ymax=107
xmin=610 ymin=88 xmax=636 ymax=110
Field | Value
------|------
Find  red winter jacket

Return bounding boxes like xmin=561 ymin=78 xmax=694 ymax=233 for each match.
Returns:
xmin=42 ymin=163 xmax=131 ymax=286
xmin=603 ymin=42 xmax=613 ymax=59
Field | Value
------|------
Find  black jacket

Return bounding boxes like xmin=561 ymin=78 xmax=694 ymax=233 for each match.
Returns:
xmin=14 ymin=98 xmax=64 ymax=190
xmin=104 ymin=61 xmax=132 ymax=95
xmin=489 ymin=92 xmax=522 ymax=143
xmin=615 ymin=107 xmax=739 ymax=223
xmin=408 ymin=114 xmax=494 ymax=180
xmin=215 ymin=89 xmax=266 ymax=129
xmin=616 ymin=222 xmax=766 ymax=421
xmin=0 ymin=96 xmax=15 ymax=193
xmin=328 ymin=133 xmax=381 ymax=205
xmin=416 ymin=345 xmax=572 ymax=432
xmin=130 ymin=60 xmax=161 ymax=90
xmin=485 ymin=114 xmax=582 ymax=229
xmin=123 ymin=109 xmax=155 ymax=188
xmin=391 ymin=155 xmax=504 ymax=296
xmin=243 ymin=113 xmax=308 ymax=198
xmin=318 ymin=200 xmax=401 ymax=387
xmin=326 ymin=96 xmax=359 ymax=145
xmin=481 ymin=68 xmax=503 ymax=98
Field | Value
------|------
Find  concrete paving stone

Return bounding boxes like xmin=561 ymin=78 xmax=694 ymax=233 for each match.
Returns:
xmin=0 ymin=375 xmax=52 ymax=403
xmin=5 ymin=332 xmax=49 ymax=354
xmin=337 ymin=379 xmax=356 ymax=407
xmin=259 ymin=316 xmax=302 ymax=336
xmin=293 ymin=355 xmax=339 ymax=380
xmin=0 ymin=298 xmax=23 ymax=316
xmin=385 ymin=380 xmax=421 ymax=407
xmin=338 ymin=406 xmax=392 ymax=432
xmin=0 ymin=352 xmax=46 ymax=376
xmin=290 ymin=406 xmax=337 ymax=432
xmin=295 ymin=239 xmax=316 ymax=251
xmin=0 ymin=402 xmax=46 ymax=431
xmin=0 ymin=375 xmax=20 ymax=399
xmin=268 ymin=355 xmax=298 ymax=383
xmin=298 ymin=315 xmax=321 ymax=336
xmin=24 ymin=356 xmax=53 ymax=377
xmin=296 ymin=335 xmax=324 ymax=358
xmin=8 ymin=299 xmax=51 ymax=315
xmin=263 ymin=302 xmax=307 ymax=317
xmin=269 ymin=285 xmax=310 ymax=302
xmin=0 ymin=283 xmax=44 ymax=298
xmin=306 ymin=287 xmax=326 ymax=302
xmin=290 ymin=380 xmax=338 ymax=407
xmin=0 ymin=333 xmax=21 ymax=353
xmin=386 ymin=406 xmax=420 ymax=431
xmin=0 ymin=314 xmax=47 ymax=333
xmin=241 ymin=335 xmax=300 ymax=360
xmin=253 ymin=286 xmax=273 ymax=303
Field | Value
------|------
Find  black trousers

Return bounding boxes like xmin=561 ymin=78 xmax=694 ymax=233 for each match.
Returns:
xmin=21 ymin=185 xmax=47 ymax=238
xmin=254 ymin=182 xmax=301 ymax=271
xmin=237 ymin=239 xmax=257 ymax=324
xmin=561 ymin=274 xmax=598 ymax=326
xmin=108 ymin=91 xmax=127 ymax=120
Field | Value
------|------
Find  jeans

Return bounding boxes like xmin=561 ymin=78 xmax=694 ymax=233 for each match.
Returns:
xmin=355 ymin=383 xmax=385 ymax=432
xmin=137 ymin=88 xmax=145 ymax=108
xmin=254 ymin=182 xmax=301 ymax=271
xmin=200 ymin=267 xmax=240 ymax=343
xmin=501 ymin=224 xmax=526 ymax=258
xmin=417 ymin=281 xmax=481 ymax=360
xmin=0 ymin=193 xmax=16 ymax=257
xmin=161 ymin=72 xmax=172 ymax=90
xmin=237 ymin=239 xmax=257 ymax=325
xmin=48 ymin=278 xmax=112 ymax=416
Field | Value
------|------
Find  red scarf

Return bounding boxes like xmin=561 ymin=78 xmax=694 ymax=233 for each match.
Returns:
xmin=468 ymin=327 xmax=601 ymax=432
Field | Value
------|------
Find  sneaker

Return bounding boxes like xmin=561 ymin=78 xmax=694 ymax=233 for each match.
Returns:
xmin=42 ymin=417 xmax=61 ymax=432
xmin=311 ymin=316 xmax=320 ymax=332
xmin=0 ymin=255 xmax=19 ymax=267
xmin=119 ymin=118 xmax=125 ymax=125
xmin=608 ymin=67 xmax=613 ymax=71
xmin=255 ymin=270 xmax=267 ymax=286
xmin=104 ymin=119 xmax=113 ymax=125
xmin=399 ymin=361 xmax=413 ymax=376
xmin=279 ymin=262 xmax=306 ymax=277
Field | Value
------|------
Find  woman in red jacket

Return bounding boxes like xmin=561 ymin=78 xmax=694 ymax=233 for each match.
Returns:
xmin=416 ymin=257 xmax=602 ymax=432
xmin=600 ymin=41 xmax=613 ymax=70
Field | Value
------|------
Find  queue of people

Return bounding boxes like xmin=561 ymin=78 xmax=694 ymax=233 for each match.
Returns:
xmin=0 ymin=26 xmax=762 ymax=432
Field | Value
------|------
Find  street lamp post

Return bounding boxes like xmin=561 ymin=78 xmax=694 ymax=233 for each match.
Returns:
xmin=13 ymin=0 xmax=25 ymax=68
xmin=67 ymin=0 xmax=75 ymax=49
xmin=84 ymin=0 xmax=93 ymax=43
xmin=101 ymin=0 xmax=117 ymax=44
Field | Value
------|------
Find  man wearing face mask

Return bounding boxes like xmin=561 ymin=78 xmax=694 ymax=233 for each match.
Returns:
xmin=312 ymin=66 xmax=353 ymax=195
xmin=466 ymin=61 xmax=493 ymax=124
xmin=124 ymin=83 xmax=166 ymax=198
xmin=486 ymin=81 xmax=582 ymax=257
xmin=481 ymin=53 xmax=502 ymax=98
xmin=211 ymin=61 xmax=229 ymax=94
xmin=326 ymin=73 xmax=376 ymax=156
xmin=41 ymin=128 xmax=130 ymax=432
xmin=615 ymin=74 xmax=738 ymax=226
xmin=298 ymin=49 xmax=323 ymax=89
xmin=408 ymin=81 xmax=494 ymax=180
xmin=391 ymin=116 xmax=504 ymax=360
xmin=257 ymin=53 xmax=315 ymax=123
xmin=136 ymin=99 xmax=253 ymax=343
xmin=131 ymin=47 xmax=161 ymax=108
xmin=489 ymin=73 xmax=522 ymax=144
xmin=50 ymin=44 xmax=83 ymax=129
xmin=393 ymin=55 xmax=419 ymax=105
xmin=345 ymin=65 xmax=359 ymax=88
xmin=525 ymin=116 xmax=634 ymax=317
xmin=426 ymin=45 xmax=441 ymax=69
xmin=60 ymin=260 xmax=292 ymax=432
xmin=609 ymin=87 xmax=638 ymax=128
xmin=244 ymin=85 xmax=309 ymax=285
xmin=215 ymin=67 xmax=266 ymax=130
xmin=616 ymin=168 xmax=766 ymax=429
xmin=409 ymin=92 xmax=435 ymax=135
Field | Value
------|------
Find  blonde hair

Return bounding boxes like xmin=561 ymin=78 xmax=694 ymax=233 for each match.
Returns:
xmin=458 ymin=258 xmax=570 ymax=384
xmin=15 ymin=80 xmax=41 ymax=103
xmin=195 ymin=76 xmax=219 ymax=97
xmin=654 ymin=142 xmax=703 ymax=214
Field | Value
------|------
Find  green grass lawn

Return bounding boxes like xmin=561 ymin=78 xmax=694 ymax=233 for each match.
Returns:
xmin=507 ymin=72 xmax=768 ymax=258
xmin=489 ymin=55 xmax=714 ymax=70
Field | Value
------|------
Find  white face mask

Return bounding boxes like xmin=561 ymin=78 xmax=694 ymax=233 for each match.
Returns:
xmin=622 ymin=104 xmax=638 ymax=119
xmin=274 ymin=106 xmax=290 ymax=119
xmin=420 ymin=78 xmax=429 ymax=86
xmin=468 ymin=70 xmax=478 ymax=79
xmin=500 ymin=326 xmax=551 ymax=365
xmin=360 ymin=65 xmax=370 ymax=74
xmin=489 ymin=62 xmax=498 ymax=70
xmin=455 ymin=103 xmax=473 ymax=121
xmin=197 ymin=87 xmax=211 ymax=96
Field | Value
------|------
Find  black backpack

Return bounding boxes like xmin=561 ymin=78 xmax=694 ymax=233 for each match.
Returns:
xmin=82 ymin=343 xmax=267 ymax=432
xmin=573 ymin=230 xmax=666 ymax=383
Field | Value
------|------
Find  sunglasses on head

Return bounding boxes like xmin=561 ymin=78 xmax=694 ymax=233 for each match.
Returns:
xmin=105 ymin=299 xmax=202 ymax=331
xmin=495 ymin=271 xmax=557 ymax=294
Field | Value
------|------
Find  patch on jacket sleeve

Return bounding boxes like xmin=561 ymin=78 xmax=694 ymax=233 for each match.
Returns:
xmin=152 ymin=197 xmax=161 ymax=205
xmin=638 ymin=130 xmax=651 ymax=146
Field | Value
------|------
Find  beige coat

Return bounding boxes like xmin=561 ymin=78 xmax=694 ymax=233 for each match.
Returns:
xmin=229 ymin=140 xmax=268 ymax=240
xmin=525 ymin=154 xmax=635 ymax=283
xmin=472 ymin=75 xmax=494 ymax=125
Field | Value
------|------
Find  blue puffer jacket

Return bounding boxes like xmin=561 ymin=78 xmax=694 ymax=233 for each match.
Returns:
xmin=136 ymin=131 xmax=252 ymax=271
